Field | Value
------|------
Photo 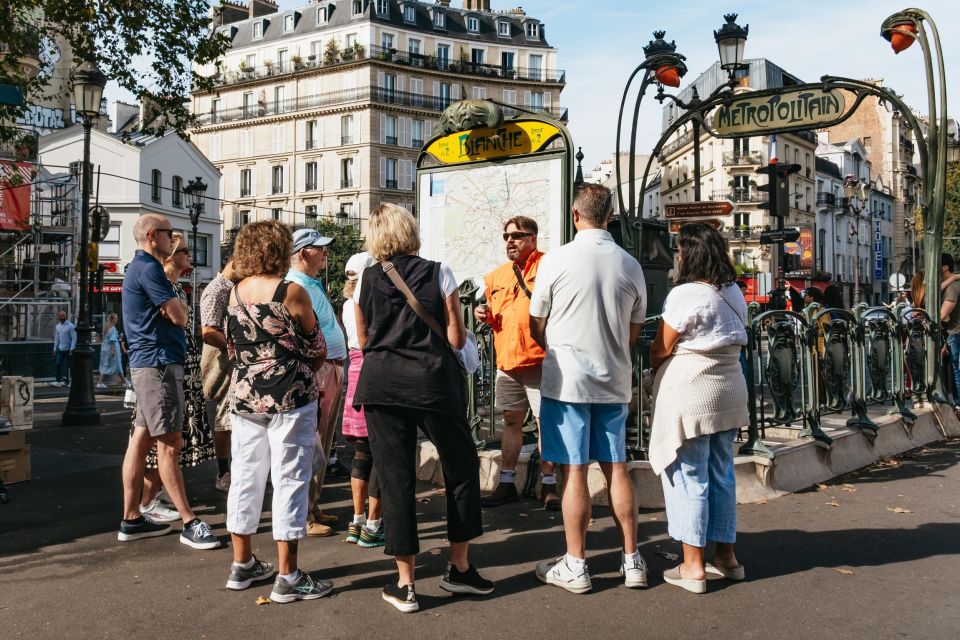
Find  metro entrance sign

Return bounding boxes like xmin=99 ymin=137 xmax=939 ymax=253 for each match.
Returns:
xmin=759 ymin=228 xmax=800 ymax=244
xmin=664 ymin=200 xmax=734 ymax=219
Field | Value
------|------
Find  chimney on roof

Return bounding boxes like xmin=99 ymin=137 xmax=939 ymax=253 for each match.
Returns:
xmin=249 ymin=0 xmax=279 ymax=19
xmin=464 ymin=1 xmax=492 ymax=10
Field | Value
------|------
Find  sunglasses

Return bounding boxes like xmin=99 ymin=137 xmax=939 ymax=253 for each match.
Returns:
xmin=152 ymin=228 xmax=174 ymax=239
xmin=175 ymin=248 xmax=190 ymax=255
xmin=503 ymin=231 xmax=535 ymax=241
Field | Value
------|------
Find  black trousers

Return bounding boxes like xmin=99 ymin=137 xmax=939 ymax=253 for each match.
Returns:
xmin=346 ymin=436 xmax=381 ymax=500
xmin=365 ymin=405 xmax=483 ymax=556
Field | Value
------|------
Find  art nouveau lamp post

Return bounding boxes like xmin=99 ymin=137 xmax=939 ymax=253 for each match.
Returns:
xmin=184 ymin=176 xmax=207 ymax=335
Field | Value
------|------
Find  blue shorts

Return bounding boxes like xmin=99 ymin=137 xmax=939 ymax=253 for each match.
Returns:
xmin=540 ymin=398 xmax=628 ymax=465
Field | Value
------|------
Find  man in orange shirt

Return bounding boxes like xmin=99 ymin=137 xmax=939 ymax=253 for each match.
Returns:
xmin=475 ymin=216 xmax=559 ymax=510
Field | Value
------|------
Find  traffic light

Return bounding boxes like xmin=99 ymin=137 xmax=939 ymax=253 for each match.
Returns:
xmin=756 ymin=163 xmax=801 ymax=217
xmin=76 ymin=242 xmax=99 ymax=273
xmin=783 ymin=253 xmax=801 ymax=273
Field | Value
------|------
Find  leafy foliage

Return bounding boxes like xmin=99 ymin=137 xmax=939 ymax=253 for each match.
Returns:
xmin=0 ymin=1 xmax=229 ymax=143
xmin=944 ymin=162 xmax=960 ymax=259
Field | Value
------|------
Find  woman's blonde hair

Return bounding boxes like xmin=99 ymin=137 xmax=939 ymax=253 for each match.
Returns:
xmin=102 ymin=313 xmax=117 ymax=336
xmin=366 ymin=203 xmax=420 ymax=262
xmin=911 ymin=271 xmax=925 ymax=307
xmin=343 ymin=278 xmax=357 ymax=300
xmin=233 ymin=220 xmax=293 ymax=279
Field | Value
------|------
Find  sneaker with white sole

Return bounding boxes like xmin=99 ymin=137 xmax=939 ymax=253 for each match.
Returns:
xmin=382 ymin=582 xmax=419 ymax=613
xmin=180 ymin=519 xmax=221 ymax=550
xmin=439 ymin=563 xmax=495 ymax=595
xmin=535 ymin=556 xmax=592 ymax=594
xmin=226 ymin=556 xmax=276 ymax=590
xmin=118 ymin=516 xmax=171 ymax=542
xmin=621 ymin=551 xmax=649 ymax=588
xmin=269 ymin=572 xmax=333 ymax=603
xmin=140 ymin=497 xmax=180 ymax=524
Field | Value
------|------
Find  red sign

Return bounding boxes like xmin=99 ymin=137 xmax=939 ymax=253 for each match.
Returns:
xmin=664 ymin=200 xmax=735 ymax=219
xmin=0 ymin=161 xmax=32 ymax=231
xmin=739 ymin=277 xmax=770 ymax=304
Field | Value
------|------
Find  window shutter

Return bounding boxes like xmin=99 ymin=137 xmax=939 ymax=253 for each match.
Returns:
xmin=397 ymin=76 xmax=404 ymax=93
xmin=403 ymin=117 xmax=412 ymax=147
xmin=352 ymin=158 xmax=359 ymax=187
xmin=380 ymin=114 xmax=386 ymax=144
xmin=433 ymin=81 xmax=440 ymax=97
xmin=299 ymin=162 xmax=305 ymax=192
xmin=544 ymin=91 xmax=552 ymax=107
xmin=379 ymin=157 xmax=386 ymax=188
xmin=399 ymin=159 xmax=411 ymax=190
xmin=334 ymin=159 xmax=340 ymax=189
xmin=452 ymin=84 xmax=460 ymax=99
xmin=524 ymin=91 xmax=531 ymax=107
xmin=378 ymin=71 xmax=385 ymax=89
xmin=317 ymin=117 xmax=324 ymax=147
xmin=424 ymin=120 xmax=433 ymax=140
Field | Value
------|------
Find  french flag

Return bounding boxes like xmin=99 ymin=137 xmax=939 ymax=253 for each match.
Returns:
xmin=769 ymin=134 xmax=778 ymax=165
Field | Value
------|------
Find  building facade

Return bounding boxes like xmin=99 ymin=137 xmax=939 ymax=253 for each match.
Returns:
xmin=190 ymin=0 xmax=565 ymax=242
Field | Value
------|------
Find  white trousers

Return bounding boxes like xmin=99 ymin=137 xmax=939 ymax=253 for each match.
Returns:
xmin=227 ymin=401 xmax=318 ymax=541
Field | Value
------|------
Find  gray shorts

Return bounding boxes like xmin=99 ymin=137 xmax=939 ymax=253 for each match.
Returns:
xmin=494 ymin=367 xmax=542 ymax=417
xmin=131 ymin=364 xmax=185 ymax=437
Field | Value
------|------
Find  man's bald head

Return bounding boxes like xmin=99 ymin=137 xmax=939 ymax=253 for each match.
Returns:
xmin=133 ymin=213 xmax=171 ymax=244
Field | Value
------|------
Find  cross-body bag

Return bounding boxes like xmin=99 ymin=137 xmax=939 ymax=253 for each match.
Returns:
xmin=696 ymin=282 xmax=748 ymax=330
xmin=512 ymin=264 xmax=533 ymax=299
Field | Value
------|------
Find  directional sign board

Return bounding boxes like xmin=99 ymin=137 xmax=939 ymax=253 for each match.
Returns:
xmin=669 ymin=218 xmax=723 ymax=233
xmin=759 ymin=228 xmax=800 ymax=245
xmin=664 ymin=200 xmax=735 ymax=219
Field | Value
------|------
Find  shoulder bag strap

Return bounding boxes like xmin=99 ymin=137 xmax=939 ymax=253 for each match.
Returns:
xmin=512 ymin=263 xmax=532 ymax=299
xmin=381 ymin=261 xmax=447 ymax=341
xmin=697 ymin=282 xmax=747 ymax=329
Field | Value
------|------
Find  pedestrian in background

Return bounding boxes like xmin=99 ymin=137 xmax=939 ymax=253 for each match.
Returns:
xmin=286 ymin=228 xmax=348 ymax=538
xmin=225 ymin=220 xmax=332 ymax=603
xmin=340 ymin=251 xmax=384 ymax=548
xmin=200 ymin=253 xmax=237 ymax=493
xmin=52 ymin=309 xmax=76 ymax=387
xmin=96 ymin=312 xmax=124 ymax=389
xmin=649 ymin=222 xmax=749 ymax=594
xmin=118 ymin=214 xmax=219 ymax=550
xmin=354 ymin=203 xmax=493 ymax=613
xmin=475 ymin=215 xmax=559 ymax=511
xmin=530 ymin=183 xmax=648 ymax=594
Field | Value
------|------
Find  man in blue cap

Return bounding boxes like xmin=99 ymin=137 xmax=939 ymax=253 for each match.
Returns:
xmin=286 ymin=228 xmax=348 ymax=537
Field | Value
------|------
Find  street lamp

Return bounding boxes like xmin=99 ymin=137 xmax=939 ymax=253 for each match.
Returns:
xmin=184 ymin=176 xmax=207 ymax=334
xmin=844 ymin=175 xmax=871 ymax=304
xmin=335 ymin=204 xmax=348 ymax=227
xmin=63 ymin=59 xmax=107 ymax=427
xmin=714 ymin=13 xmax=749 ymax=76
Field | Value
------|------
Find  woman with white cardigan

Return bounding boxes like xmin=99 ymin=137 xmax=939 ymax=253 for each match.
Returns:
xmin=649 ymin=222 xmax=749 ymax=594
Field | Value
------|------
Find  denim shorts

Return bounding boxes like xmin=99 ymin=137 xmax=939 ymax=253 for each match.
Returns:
xmin=539 ymin=397 xmax=627 ymax=464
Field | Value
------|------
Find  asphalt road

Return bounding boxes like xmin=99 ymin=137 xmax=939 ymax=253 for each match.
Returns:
xmin=1 ymin=389 xmax=959 ymax=639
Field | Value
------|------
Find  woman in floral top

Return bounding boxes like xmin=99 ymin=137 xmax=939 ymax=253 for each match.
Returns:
xmin=223 ymin=220 xmax=333 ymax=603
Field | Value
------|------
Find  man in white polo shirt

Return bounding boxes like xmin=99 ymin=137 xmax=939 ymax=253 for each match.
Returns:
xmin=529 ymin=183 xmax=648 ymax=594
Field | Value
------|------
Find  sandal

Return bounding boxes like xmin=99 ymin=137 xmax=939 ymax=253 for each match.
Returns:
xmin=663 ymin=565 xmax=706 ymax=594
xmin=705 ymin=562 xmax=745 ymax=581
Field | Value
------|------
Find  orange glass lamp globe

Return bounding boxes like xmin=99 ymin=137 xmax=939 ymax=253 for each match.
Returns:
xmin=890 ymin=22 xmax=917 ymax=54
xmin=655 ymin=65 xmax=681 ymax=88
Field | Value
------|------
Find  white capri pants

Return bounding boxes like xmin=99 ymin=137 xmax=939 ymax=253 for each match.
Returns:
xmin=227 ymin=401 xmax=318 ymax=541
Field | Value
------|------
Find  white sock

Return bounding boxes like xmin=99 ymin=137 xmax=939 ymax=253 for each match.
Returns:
xmin=352 ymin=514 xmax=367 ymax=525
xmin=541 ymin=473 xmax=557 ymax=486
xmin=499 ymin=470 xmax=517 ymax=484
xmin=623 ymin=550 xmax=640 ymax=565
xmin=328 ymin=455 xmax=338 ymax=464
xmin=564 ymin=553 xmax=586 ymax=570
xmin=280 ymin=570 xmax=301 ymax=584
xmin=234 ymin=556 xmax=256 ymax=570
xmin=365 ymin=518 xmax=382 ymax=531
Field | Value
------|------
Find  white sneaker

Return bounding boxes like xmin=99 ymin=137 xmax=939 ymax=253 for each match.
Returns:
xmin=535 ymin=556 xmax=592 ymax=594
xmin=621 ymin=551 xmax=649 ymax=588
xmin=51 ymin=381 xmax=63 ymax=388
xmin=140 ymin=497 xmax=181 ymax=523
xmin=96 ymin=383 xmax=107 ymax=390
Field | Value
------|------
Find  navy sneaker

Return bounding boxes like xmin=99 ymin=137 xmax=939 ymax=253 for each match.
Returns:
xmin=226 ymin=556 xmax=276 ymax=590
xmin=439 ymin=563 xmax=495 ymax=595
xmin=382 ymin=582 xmax=418 ymax=613
xmin=269 ymin=572 xmax=333 ymax=603
xmin=118 ymin=516 xmax=172 ymax=542
xmin=180 ymin=519 xmax=221 ymax=550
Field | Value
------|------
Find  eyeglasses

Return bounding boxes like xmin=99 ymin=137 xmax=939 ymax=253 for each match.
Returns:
xmin=175 ymin=248 xmax=190 ymax=255
xmin=503 ymin=231 xmax=535 ymax=241
xmin=152 ymin=228 xmax=174 ymax=239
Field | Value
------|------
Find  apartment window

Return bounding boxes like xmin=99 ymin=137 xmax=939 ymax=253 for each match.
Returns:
xmin=209 ymin=134 xmax=221 ymax=161
xmin=528 ymin=54 xmax=543 ymax=80
xmin=734 ymin=212 xmax=750 ymax=228
xmin=283 ymin=14 xmax=294 ymax=32
xmin=272 ymin=165 xmax=284 ymax=193
xmin=272 ymin=208 xmax=283 ymax=221
xmin=472 ymin=86 xmax=486 ymax=100
xmin=383 ymin=158 xmax=398 ymax=189
xmin=239 ymin=210 xmax=251 ymax=226
xmin=240 ymin=169 xmax=252 ymax=197
xmin=190 ymin=235 xmax=210 ymax=267
xmin=380 ymin=72 xmax=397 ymax=102
xmin=253 ymin=21 xmax=263 ymax=39
xmin=433 ymin=10 xmax=445 ymax=29
xmin=277 ymin=49 xmax=288 ymax=70
xmin=151 ymin=169 xmax=162 ymax=203
xmin=437 ymin=44 xmax=450 ymax=69
xmin=502 ymin=89 xmax=516 ymax=105
xmin=403 ymin=4 xmax=416 ymax=23
xmin=100 ymin=224 xmax=121 ymax=259
xmin=501 ymin=52 xmax=515 ymax=71
xmin=346 ymin=33 xmax=357 ymax=47
xmin=172 ymin=176 xmax=183 ymax=207
xmin=438 ymin=82 xmax=451 ymax=108
xmin=274 ymin=86 xmax=286 ymax=113
xmin=305 ymin=162 xmax=318 ymax=191
xmin=467 ymin=16 xmax=479 ymax=33
xmin=528 ymin=91 xmax=544 ymax=110
xmin=341 ymin=114 xmax=355 ymax=144
xmin=305 ymin=205 xmax=318 ymax=227
xmin=384 ymin=115 xmax=398 ymax=145
xmin=471 ymin=48 xmax=485 ymax=66
xmin=242 ymin=91 xmax=254 ymax=117
xmin=240 ymin=129 xmax=253 ymax=156
xmin=210 ymin=98 xmax=221 ymax=123
xmin=316 ymin=6 xmax=327 ymax=24
xmin=525 ymin=22 xmax=539 ymax=39
xmin=498 ymin=20 xmax=510 ymax=37
xmin=352 ymin=0 xmax=363 ymax=17
xmin=408 ymin=38 xmax=421 ymax=64
xmin=412 ymin=119 xmax=424 ymax=147
xmin=341 ymin=157 xmax=354 ymax=188
xmin=306 ymin=120 xmax=319 ymax=149
xmin=381 ymin=33 xmax=394 ymax=50
xmin=375 ymin=0 xmax=388 ymax=17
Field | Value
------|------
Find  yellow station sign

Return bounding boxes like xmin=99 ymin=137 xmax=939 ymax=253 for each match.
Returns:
xmin=426 ymin=121 xmax=562 ymax=165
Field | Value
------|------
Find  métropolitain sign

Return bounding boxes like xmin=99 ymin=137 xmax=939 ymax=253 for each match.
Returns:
xmin=711 ymin=87 xmax=847 ymax=137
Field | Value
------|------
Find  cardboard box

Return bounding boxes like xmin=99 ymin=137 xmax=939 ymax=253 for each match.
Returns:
xmin=1 ymin=376 xmax=34 ymax=430
xmin=0 ymin=444 xmax=30 ymax=483
xmin=0 ymin=430 xmax=26 ymax=451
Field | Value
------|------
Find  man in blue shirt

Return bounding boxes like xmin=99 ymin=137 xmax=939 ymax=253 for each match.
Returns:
xmin=52 ymin=309 xmax=76 ymax=387
xmin=287 ymin=228 xmax=348 ymax=537
xmin=118 ymin=213 xmax=219 ymax=550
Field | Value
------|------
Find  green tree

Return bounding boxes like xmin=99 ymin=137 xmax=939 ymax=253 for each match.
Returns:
xmin=0 ymin=1 xmax=229 ymax=144
xmin=311 ymin=218 xmax=364 ymax=305
xmin=944 ymin=162 xmax=960 ymax=259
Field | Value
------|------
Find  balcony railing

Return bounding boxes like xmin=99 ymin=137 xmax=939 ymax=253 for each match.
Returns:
xmin=205 ymin=46 xmax=565 ymax=91
xmin=659 ymin=130 xmax=695 ymax=160
xmin=341 ymin=179 xmax=354 ymax=189
xmin=341 ymin=134 xmax=355 ymax=145
xmin=385 ymin=179 xmax=398 ymax=189
xmin=711 ymin=189 xmax=767 ymax=204
xmin=385 ymin=135 xmax=398 ymax=145
xmin=816 ymin=192 xmax=836 ymax=207
xmin=412 ymin=138 xmax=424 ymax=148
xmin=196 ymin=86 xmax=568 ymax=127
xmin=305 ymin=181 xmax=317 ymax=192
xmin=272 ymin=184 xmax=283 ymax=194
xmin=722 ymin=151 xmax=764 ymax=166
xmin=305 ymin=139 xmax=319 ymax=150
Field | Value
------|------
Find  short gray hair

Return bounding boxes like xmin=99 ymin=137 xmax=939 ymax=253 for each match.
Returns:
xmin=133 ymin=213 xmax=170 ymax=243
xmin=574 ymin=183 xmax=614 ymax=226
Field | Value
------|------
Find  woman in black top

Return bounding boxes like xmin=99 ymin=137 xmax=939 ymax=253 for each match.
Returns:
xmin=354 ymin=204 xmax=493 ymax=613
